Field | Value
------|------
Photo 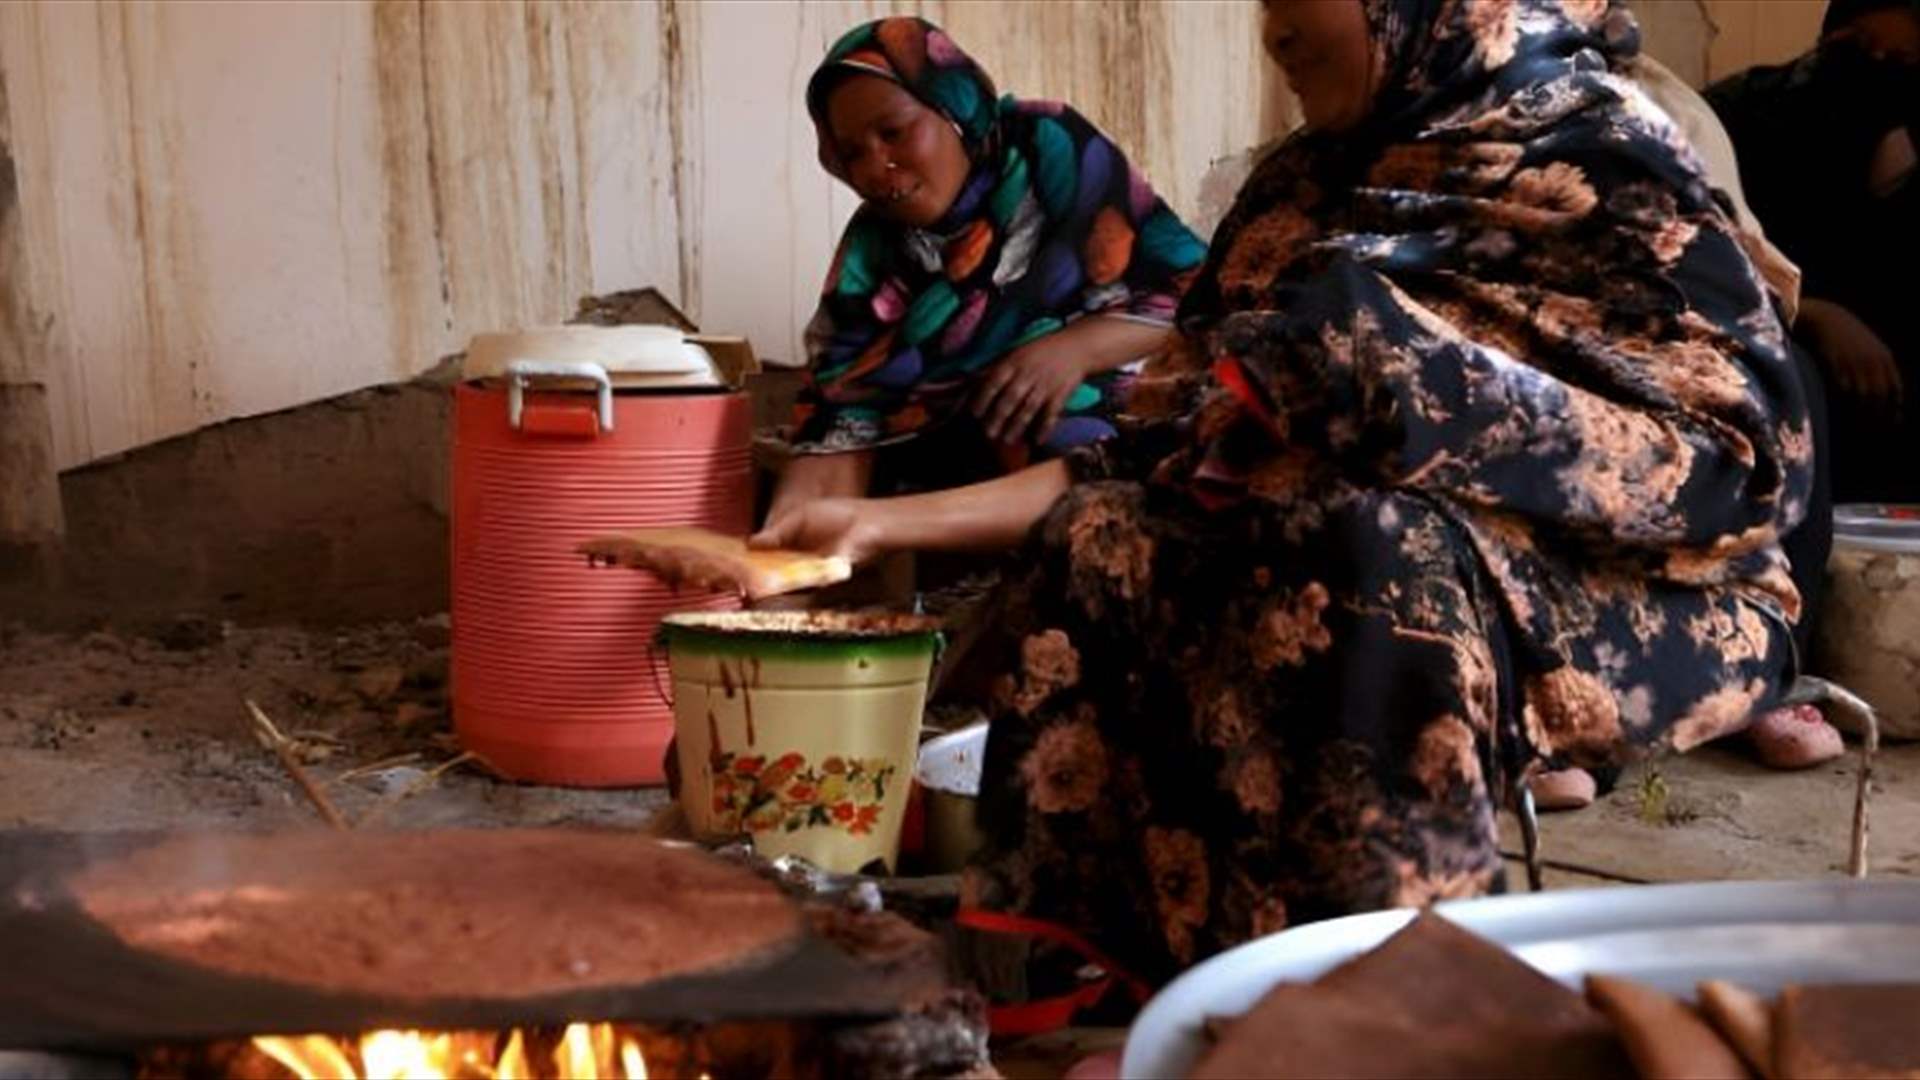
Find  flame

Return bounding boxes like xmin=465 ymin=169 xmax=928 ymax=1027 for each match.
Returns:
xmin=252 ymin=1023 xmax=648 ymax=1079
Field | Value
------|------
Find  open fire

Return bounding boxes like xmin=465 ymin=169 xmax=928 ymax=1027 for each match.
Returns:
xmin=250 ymin=1022 xmax=666 ymax=1080
xmin=4 ymin=831 xmax=990 ymax=1080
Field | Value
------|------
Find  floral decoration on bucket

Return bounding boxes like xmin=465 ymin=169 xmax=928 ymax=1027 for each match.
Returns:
xmin=710 ymin=751 xmax=897 ymax=836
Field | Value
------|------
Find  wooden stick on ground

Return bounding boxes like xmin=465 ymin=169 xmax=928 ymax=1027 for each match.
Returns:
xmin=244 ymin=699 xmax=349 ymax=830
xmin=329 ymin=752 xmax=424 ymax=786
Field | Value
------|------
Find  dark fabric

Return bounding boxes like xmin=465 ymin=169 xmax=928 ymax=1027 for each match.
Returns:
xmin=1782 ymin=340 xmax=1833 ymax=659
xmin=1822 ymin=178 xmax=1919 ymax=504
xmin=792 ymin=18 xmax=1206 ymax=463
xmin=1707 ymin=44 xmax=1920 ymax=502
xmin=1706 ymin=44 xmax=1918 ymax=316
xmin=965 ymin=0 xmax=1808 ymax=985
xmin=1822 ymin=0 xmax=1920 ymax=36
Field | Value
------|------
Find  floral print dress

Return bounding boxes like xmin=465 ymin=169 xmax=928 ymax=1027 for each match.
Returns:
xmin=963 ymin=0 xmax=1813 ymax=985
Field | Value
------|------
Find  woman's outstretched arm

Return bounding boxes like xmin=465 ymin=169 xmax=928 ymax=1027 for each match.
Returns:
xmin=750 ymin=459 xmax=1071 ymax=564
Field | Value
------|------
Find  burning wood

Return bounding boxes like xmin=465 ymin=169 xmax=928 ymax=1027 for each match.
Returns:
xmin=141 ymin=999 xmax=993 ymax=1079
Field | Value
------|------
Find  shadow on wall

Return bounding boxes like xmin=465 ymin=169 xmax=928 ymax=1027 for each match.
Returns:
xmin=0 ymin=374 xmax=454 ymax=632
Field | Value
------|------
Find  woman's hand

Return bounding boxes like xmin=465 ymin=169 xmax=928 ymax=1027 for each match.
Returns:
xmin=755 ymin=460 xmax=1070 ymax=566
xmin=972 ymin=336 xmax=1090 ymax=444
xmin=1800 ymin=297 xmax=1904 ymax=422
xmin=749 ymin=497 xmax=891 ymax=566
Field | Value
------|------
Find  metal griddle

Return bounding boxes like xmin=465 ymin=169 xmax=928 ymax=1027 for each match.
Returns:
xmin=0 ymin=830 xmax=942 ymax=1052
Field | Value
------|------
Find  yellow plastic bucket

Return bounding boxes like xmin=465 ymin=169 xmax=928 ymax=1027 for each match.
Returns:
xmin=660 ymin=611 xmax=941 ymax=874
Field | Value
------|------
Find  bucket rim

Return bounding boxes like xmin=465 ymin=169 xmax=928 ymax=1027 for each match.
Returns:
xmin=657 ymin=610 xmax=943 ymax=657
xmin=1834 ymin=503 xmax=1920 ymax=555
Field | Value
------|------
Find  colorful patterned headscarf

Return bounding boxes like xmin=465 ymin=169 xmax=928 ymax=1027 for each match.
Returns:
xmin=792 ymin=18 xmax=1207 ymax=462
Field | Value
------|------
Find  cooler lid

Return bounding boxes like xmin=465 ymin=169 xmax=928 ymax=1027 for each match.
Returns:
xmin=1833 ymin=504 xmax=1920 ymax=555
xmin=462 ymin=326 xmax=758 ymax=389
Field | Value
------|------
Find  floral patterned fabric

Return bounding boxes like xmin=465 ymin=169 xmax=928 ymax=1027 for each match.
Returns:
xmin=966 ymin=0 xmax=1812 ymax=985
xmin=793 ymin=18 xmax=1207 ymax=463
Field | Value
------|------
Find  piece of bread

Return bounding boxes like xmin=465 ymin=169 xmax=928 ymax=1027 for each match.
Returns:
xmin=1190 ymin=983 xmax=1627 ymax=1080
xmin=1698 ymin=980 xmax=1775 ymax=1078
xmin=1775 ymin=984 xmax=1920 ymax=1079
xmin=1189 ymin=914 xmax=1629 ymax=1079
xmin=580 ymin=527 xmax=852 ymax=600
xmin=1585 ymin=973 xmax=1751 ymax=1079
xmin=1317 ymin=910 xmax=1605 ymax=1032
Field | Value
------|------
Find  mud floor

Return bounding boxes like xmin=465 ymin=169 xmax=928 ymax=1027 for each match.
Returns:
xmin=0 ymin=618 xmax=670 ymax=832
xmin=3 ymin=616 xmax=1917 ymax=892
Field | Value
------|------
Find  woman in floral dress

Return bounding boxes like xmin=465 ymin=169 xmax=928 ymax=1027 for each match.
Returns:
xmin=755 ymin=0 xmax=1812 ymax=983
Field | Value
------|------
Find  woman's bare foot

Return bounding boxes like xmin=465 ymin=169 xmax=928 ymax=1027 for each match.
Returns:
xmin=1529 ymin=767 xmax=1598 ymax=811
xmin=1747 ymin=704 xmax=1845 ymax=770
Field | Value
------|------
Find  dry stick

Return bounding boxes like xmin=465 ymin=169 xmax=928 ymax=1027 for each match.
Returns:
xmin=329 ymin=752 xmax=425 ymax=786
xmin=244 ymin=699 xmax=350 ymax=830
xmin=355 ymin=751 xmax=480 ymax=828
xmin=287 ymin=729 xmax=347 ymax=746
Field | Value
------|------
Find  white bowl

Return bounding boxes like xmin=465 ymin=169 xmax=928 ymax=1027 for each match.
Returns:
xmin=1123 ymin=879 xmax=1920 ymax=1078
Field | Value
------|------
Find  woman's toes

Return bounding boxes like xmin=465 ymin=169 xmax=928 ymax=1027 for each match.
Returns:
xmin=1748 ymin=704 xmax=1845 ymax=770
xmin=1530 ymin=767 xmax=1598 ymax=811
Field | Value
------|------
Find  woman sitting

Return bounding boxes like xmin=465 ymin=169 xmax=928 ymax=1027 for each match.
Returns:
xmin=765 ymin=18 xmax=1208 ymax=528
xmin=1707 ymin=0 xmax=1919 ymax=504
xmin=759 ymin=0 xmax=1810 ymax=983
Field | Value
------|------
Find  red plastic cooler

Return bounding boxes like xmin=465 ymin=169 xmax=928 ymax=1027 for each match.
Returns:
xmin=451 ymin=326 xmax=755 ymax=786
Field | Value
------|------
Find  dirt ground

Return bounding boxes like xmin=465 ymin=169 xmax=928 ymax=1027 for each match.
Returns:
xmin=4 ymin=617 xmax=1916 ymax=885
xmin=5 ymin=618 xmax=1918 ymax=1078
xmin=0 ymin=619 xmax=670 ymax=833
xmin=1512 ymin=739 xmax=1920 ymax=885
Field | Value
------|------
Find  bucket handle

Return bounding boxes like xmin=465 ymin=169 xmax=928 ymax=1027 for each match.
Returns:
xmin=646 ymin=635 xmax=674 ymax=709
xmin=506 ymin=359 xmax=614 ymax=434
xmin=927 ymin=630 xmax=948 ymax=700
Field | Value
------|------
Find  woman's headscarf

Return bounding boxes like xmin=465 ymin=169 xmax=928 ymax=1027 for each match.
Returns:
xmin=1705 ymin=7 xmax=1918 ymax=324
xmin=1821 ymin=0 xmax=1920 ymax=36
xmin=792 ymin=18 xmax=1207 ymax=460
xmin=1131 ymin=0 xmax=1811 ymax=624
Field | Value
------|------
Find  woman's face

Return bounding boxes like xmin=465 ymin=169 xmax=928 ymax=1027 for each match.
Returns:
xmin=824 ymin=74 xmax=971 ymax=228
xmin=1262 ymin=0 xmax=1379 ymax=132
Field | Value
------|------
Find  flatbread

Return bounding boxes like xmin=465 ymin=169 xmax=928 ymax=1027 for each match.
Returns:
xmin=1698 ymin=980 xmax=1775 ymax=1078
xmin=1317 ymin=910 xmax=1604 ymax=1032
xmin=1191 ymin=913 xmax=1629 ymax=1079
xmin=1585 ymin=974 xmax=1751 ymax=1079
xmin=71 ymin=829 xmax=803 ymax=1000
xmin=1775 ymin=984 xmax=1920 ymax=1079
xmin=1190 ymin=985 xmax=1622 ymax=1080
xmin=581 ymin=526 xmax=852 ymax=600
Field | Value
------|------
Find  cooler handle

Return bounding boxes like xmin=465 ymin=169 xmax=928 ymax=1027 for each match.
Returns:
xmin=505 ymin=359 xmax=615 ymax=434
